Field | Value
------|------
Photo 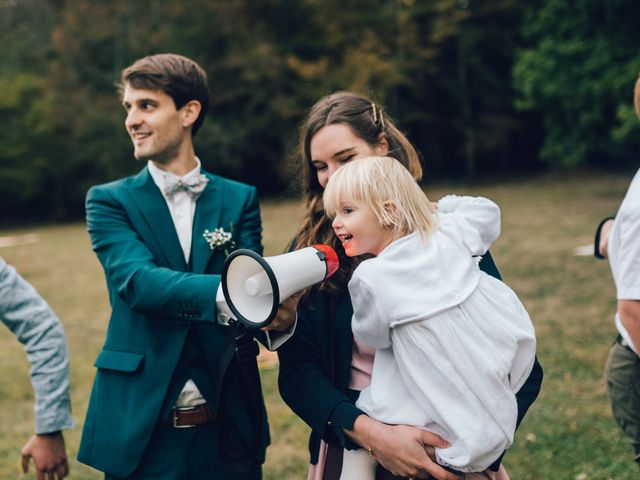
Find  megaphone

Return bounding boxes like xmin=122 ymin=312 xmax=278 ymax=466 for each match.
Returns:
xmin=221 ymin=244 xmax=339 ymax=328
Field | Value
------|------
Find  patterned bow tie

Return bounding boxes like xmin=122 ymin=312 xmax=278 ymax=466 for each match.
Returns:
xmin=164 ymin=174 xmax=209 ymax=201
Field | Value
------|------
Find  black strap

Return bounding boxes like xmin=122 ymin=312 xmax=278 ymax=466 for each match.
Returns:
xmin=323 ymin=443 xmax=344 ymax=480
xmin=215 ymin=323 xmax=264 ymax=473
xmin=322 ymin=297 xmax=343 ymax=480
xmin=328 ymin=297 xmax=337 ymax=389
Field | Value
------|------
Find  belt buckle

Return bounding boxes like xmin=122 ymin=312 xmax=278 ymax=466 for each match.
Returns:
xmin=172 ymin=406 xmax=197 ymax=429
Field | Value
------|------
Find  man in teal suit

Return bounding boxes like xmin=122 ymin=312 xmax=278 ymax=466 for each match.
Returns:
xmin=78 ymin=54 xmax=295 ymax=479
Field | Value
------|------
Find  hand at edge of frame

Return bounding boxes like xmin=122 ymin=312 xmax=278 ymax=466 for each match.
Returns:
xmin=21 ymin=431 xmax=69 ymax=480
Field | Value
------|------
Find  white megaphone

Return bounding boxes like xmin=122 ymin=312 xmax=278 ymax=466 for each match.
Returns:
xmin=221 ymin=244 xmax=339 ymax=328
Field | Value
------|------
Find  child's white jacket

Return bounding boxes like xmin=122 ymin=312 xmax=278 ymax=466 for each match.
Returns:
xmin=350 ymin=195 xmax=536 ymax=473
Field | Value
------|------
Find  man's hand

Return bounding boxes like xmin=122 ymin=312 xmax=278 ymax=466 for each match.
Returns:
xmin=598 ymin=218 xmax=614 ymax=258
xmin=21 ymin=432 xmax=69 ymax=480
xmin=261 ymin=291 xmax=303 ymax=332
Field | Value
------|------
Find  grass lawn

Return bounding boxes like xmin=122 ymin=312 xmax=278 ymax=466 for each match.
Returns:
xmin=1 ymin=169 xmax=638 ymax=479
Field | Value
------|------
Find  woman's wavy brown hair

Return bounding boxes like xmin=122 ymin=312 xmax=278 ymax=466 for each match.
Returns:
xmin=294 ymin=91 xmax=423 ymax=296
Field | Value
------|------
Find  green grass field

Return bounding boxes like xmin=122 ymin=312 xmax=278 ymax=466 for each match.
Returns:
xmin=1 ymin=170 xmax=637 ymax=479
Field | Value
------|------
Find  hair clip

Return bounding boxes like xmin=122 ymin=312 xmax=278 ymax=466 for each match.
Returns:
xmin=371 ymin=103 xmax=385 ymax=130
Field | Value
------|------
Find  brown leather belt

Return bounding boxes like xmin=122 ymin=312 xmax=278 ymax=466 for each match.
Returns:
xmin=170 ymin=404 xmax=215 ymax=428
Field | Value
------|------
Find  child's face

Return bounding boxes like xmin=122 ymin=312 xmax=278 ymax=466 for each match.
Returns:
xmin=331 ymin=199 xmax=394 ymax=257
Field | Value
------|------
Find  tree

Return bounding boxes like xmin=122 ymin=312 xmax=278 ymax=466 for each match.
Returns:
xmin=1 ymin=0 xmax=566 ymax=222
xmin=0 ymin=0 xmax=58 ymax=76
xmin=514 ymin=0 xmax=640 ymax=168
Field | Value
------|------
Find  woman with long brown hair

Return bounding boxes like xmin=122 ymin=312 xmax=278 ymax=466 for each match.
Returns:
xmin=278 ymin=91 xmax=543 ymax=480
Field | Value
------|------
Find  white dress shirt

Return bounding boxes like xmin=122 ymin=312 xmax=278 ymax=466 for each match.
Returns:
xmin=148 ymin=159 xmax=206 ymax=407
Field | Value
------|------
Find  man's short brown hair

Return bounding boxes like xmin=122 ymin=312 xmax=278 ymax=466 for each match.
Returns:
xmin=121 ymin=53 xmax=209 ymax=136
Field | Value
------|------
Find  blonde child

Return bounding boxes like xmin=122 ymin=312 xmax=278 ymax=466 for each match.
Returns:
xmin=323 ymin=156 xmax=536 ymax=479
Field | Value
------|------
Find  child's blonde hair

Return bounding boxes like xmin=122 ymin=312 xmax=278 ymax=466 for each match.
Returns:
xmin=323 ymin=156 xmax=438 ymax=241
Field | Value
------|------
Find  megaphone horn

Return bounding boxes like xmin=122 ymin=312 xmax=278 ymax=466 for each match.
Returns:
xmin=221 ymin=244 xmax=339 ymax=329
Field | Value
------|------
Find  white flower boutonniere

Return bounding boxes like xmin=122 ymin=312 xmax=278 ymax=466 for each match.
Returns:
xmin=203 ymin=226 xmax=236 ymax=258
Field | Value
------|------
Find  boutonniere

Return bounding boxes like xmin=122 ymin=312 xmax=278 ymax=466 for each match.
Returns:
xmin=203 ymin=225 xmax=236 ymax=258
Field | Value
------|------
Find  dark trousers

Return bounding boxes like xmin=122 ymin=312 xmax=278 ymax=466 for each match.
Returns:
xmin=605 ymin=338 xmax=640 ymax=465
xmin=105 ymin=421 xmax=261 ymax=480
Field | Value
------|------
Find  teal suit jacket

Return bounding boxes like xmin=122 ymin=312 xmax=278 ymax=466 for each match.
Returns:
xmin=78 ymin=167 xmax=267 ymax=477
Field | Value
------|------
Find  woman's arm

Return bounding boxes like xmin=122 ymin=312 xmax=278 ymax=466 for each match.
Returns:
xmin=478 ymin=251 xmax=501 ymax=280
xmin=278 ymin=293 xmax=360 ymax=448
xmin=515 ymin=357 xmax=544 ymax=428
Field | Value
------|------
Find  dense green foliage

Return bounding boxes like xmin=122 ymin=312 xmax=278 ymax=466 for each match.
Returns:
xmin=513 ymin=0 xmax=640 ymax=168
xmin=1 ymin=0 xmax=638 ymax=222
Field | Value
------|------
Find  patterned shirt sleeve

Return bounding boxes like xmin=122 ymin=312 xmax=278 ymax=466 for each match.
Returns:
xmin=0 ymin=257 xmax=74 ymax=434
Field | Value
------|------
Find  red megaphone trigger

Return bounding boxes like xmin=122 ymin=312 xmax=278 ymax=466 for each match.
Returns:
xmin=313 ymin=244 xmax=340 ymax=279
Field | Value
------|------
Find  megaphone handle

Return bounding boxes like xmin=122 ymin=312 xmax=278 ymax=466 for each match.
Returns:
xmin=234 ymin=327 xmax=260 ymax=362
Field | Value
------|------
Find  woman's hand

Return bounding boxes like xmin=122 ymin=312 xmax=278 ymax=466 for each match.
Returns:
xmin=347 ymin=415 xmax=459 ymax=480
xmin=261 ymin=291 xmax=303 ymax=332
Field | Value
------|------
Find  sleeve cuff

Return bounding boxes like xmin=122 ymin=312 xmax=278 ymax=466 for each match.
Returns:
xmin=328 ymin=401 xmax=365 ymax=448
xmin=35 ymin=410 xmax=75 ymax=435
xmin=263 ymin=315 xmax=297 ymax=351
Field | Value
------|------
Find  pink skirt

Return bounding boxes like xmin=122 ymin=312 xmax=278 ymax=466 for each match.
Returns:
xmin=307 ymin=440 xmax=328 ymax=480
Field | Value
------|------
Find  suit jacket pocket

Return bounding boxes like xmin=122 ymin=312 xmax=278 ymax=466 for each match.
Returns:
xmin=94 ymin=349 xmax=144 ymax=372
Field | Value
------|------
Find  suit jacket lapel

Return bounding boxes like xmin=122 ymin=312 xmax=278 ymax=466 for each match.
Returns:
xmin=191 ymin=173 xmax=223 ymax=274
xmin=129 ymin=168 xmax=188 ymax=272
